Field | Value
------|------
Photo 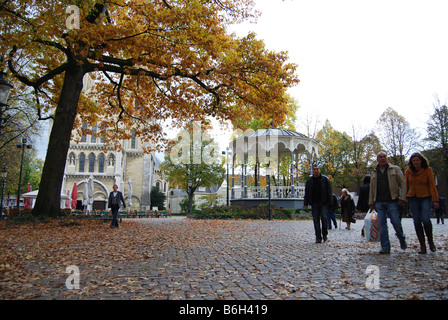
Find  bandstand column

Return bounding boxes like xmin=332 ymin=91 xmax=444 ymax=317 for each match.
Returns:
xmin=231 ymin=148 xmax=235 ymax=200
xmin=243 ymin=136 xmax=248 ymax=198
xmin=290 ymin=151 xmax=295 ymax=198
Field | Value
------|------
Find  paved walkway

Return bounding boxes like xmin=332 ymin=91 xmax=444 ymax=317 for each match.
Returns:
xmin=3 ymin=217 xmax=448 ymax=300
xmin=124 ymin=218 xmax=448 ymax=300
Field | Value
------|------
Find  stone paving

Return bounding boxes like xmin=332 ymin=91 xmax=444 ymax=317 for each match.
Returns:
xmin=4 ymin=217 xmax=448 ymax=300
xmin=142 ymin=218 xmax=448 ymax=300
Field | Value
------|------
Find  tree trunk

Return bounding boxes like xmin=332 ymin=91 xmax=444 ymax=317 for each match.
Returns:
xmin=188 ymin=192 xmax=194 ymax=215
xmin=32 ymin=63 xmax=84 ymax=217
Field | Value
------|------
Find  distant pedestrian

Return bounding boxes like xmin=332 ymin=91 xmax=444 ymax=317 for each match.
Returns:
xmin=369 ymin=151 xmax=407 ymax=254
xmin=357 ymin=175 xmax=371 ymax=213
xmin=108 ymin=184 xmax=126 ymax=228
xmin=328 ymin=194 xmax=339 ymax=229
xmin=358 ymin=175 xmax=371 ymax=236
xmin=340 ymin=188 xmax=355 ymax=230
xmin=304 ymin=164 xmax=332 ymax=243
xmin=435 ymin=196 xmax=445 ymax=225
xmin=405 ymin=152 xmax=439 ymax=254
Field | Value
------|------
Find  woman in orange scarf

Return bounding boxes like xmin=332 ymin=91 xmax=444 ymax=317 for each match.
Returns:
xmin=405 ymin=153 xmax=439 ymax=254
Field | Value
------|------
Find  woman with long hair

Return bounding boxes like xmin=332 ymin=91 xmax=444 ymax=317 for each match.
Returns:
xmin=405 ymin=153 xmax=439 ymax=254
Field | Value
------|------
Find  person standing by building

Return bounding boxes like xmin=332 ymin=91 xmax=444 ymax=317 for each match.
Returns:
xmin=369 ymin=151 xmax=407 ymax=254
xmin=108 ymin=184 xmax=126 ymax=228
xmin=304 ymin=164 xmax=332 ymax=243
xmin=405 ymin=153 xmax=439 ymax=254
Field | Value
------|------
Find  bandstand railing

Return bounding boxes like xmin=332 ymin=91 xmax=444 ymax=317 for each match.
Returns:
xmin=231 ymin=184 xmax=305 ymax=200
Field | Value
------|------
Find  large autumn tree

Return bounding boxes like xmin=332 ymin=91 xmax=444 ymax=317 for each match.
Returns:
xmin=0 ymin=0 xmax=299 ymax=217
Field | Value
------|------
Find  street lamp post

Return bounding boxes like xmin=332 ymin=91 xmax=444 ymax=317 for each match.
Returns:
xmin=16 ymin=138 xmax=32 ymax=209
xmin=222 ymin=147 xmax=230 ymax=206
xmin=267 ymin=166 xmax=272 ymax=221
xmin=1 ymin=167 xmax=7 ymax=215
xmin=187 ymin=178 xmax=192 ymax=217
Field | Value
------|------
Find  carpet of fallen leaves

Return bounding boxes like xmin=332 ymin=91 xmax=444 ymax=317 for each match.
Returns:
xmin=2 ymin=218 xmax=448 ymax=300
xmin=0 ymin=218 xmax=241 ymax=299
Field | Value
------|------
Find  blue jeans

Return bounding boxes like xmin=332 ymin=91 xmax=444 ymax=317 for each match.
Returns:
xmin=408 ymin=197 xmax=432 ymax=232
xmin=311 ymin=203 xmax=328 ymax=241
xmin=327 ymin=209 xmax=337 ymax=228
xmin=375 ymin=201 xmax=406 ymax=251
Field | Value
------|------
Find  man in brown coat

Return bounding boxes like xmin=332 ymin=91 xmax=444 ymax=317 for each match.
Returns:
xmin=369 ymin=151 xmax=407 ymax=254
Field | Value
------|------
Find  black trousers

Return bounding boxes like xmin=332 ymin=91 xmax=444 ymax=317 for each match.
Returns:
xmin=111 ymin=205 xmax=119 ymax=227
xmin=311 ymin=203 xmax=328 ymax=241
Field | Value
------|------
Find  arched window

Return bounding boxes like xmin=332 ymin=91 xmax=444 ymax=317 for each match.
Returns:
xmin=81 ymin=123 xmax=88 ymax=142
xmin=131 ymin=130 xmax=136 ymax=149
xmin=98 ymin=154 xmax=105 ymax=173
xmin=79 ymin=153 xmax=85 ymax=172
xmin=91 ymin=124 xmax=97 ymax=143
xmin=88 ymin=154 xmax=95 ymax=172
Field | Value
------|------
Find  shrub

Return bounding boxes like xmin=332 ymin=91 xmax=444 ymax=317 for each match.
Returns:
xmin=191 ymin=205 xmax=310 ymax=220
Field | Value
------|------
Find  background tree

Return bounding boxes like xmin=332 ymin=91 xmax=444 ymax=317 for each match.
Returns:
xmin=150 ymin=186 xmax=166 ymax=210
xmin=160 ymin=123 xmax=225 ymax=215
xmin=296 ymin=109 xmax=322 ymax=139
xmin=199 ymin=193 xmax=222 ymax=209
xmin=1 ymin=0 xmax=298 ymax=217
xmin=0 ymin=82 xmax=43 ymax=204
xmin=0 ymin=92 xmax=41 ymax=152
xmin=315 ymin=120 xmax=352 ymax=188
xmin=314 ymin=121 xmax=382 ymax=193
xmin=375 ymin=107 xmax=419 ymax=171
xmin=346 ymin=126 xmax=382 ymax=191
xmin=425 ymin=99 xmax=448 ymax=201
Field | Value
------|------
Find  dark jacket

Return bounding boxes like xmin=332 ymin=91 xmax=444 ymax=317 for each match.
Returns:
xmin=108 ymin=191 xmax=126 ymax=209
xmin=304 ymin=174 xmax=332 ymax=206
xmin=331 ymin=194 xmax=339 ymax=211
xmin=357 ymin=183 xmax=370 ymax=212
xmin=341 ymin=195 xmax=355 ymax=218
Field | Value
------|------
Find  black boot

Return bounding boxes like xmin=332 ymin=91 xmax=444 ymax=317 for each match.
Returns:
xmin=415 ymin=228 xmax=426 ymax=254
xmin=424 ymin=225 xmax=436 ymax=252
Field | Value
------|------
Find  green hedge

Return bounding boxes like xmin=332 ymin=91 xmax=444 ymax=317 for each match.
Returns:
xmin=191 ymin=204 xmax=312 ymax=220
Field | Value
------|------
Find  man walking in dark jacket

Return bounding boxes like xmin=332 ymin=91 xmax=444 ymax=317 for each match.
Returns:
xmin=304 ymin=164 xmax=332 ymax=243
xmin=108 ymin=184 xmax=126 ymax=228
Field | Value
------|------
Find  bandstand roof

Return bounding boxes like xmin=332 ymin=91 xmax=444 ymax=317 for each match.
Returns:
xmin=246 ymin=128 xmax=309 ymax=139
xmin=230 ymin=127 xmax=319 ymax=161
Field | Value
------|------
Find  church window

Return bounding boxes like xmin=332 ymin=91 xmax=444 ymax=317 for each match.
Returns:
xmin=131 ymin=130 xmax=136 ymax=149
xmin=81 ymin=123 xmax=87 ymax=142
xmin=89 ymin=154 xmax=95 ymax=172
xmin=98 ymin=154 xmax=105 ymax=173
xmin=79 ymin=154 xmax=85 ymax=172
xmin=91 ymin=124 xmax=97 ymax=143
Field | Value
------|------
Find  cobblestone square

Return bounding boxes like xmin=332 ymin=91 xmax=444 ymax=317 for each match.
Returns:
xmin=1 ymin=217 xmax=447 ymax=300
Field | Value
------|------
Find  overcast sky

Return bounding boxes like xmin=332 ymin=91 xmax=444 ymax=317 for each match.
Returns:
xmin=230 ymin=0 xmax=448 ymax=137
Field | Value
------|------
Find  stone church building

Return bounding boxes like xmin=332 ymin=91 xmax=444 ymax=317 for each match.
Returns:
xmin=62 ymin=129 xmax=168 ymax=211
xmin=61 ymin=75 xmax=168 ymax=211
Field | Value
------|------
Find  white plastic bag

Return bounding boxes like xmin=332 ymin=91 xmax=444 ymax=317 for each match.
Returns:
xmin=363 ymin=209 xmax=380 ymax=242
